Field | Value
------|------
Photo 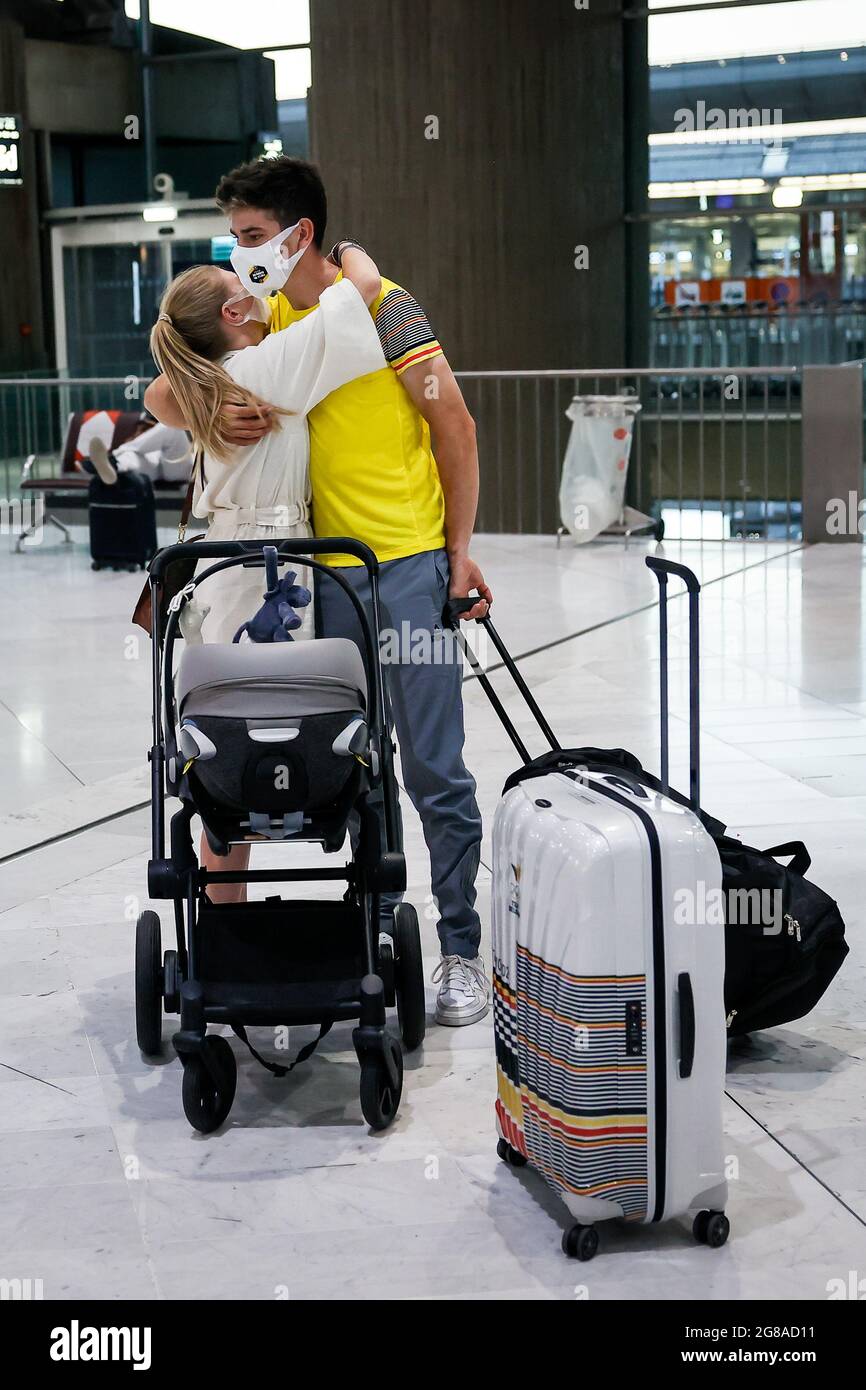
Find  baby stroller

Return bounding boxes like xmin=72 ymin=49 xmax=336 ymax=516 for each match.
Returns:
xmin=135 ymin=537 xmax=426 ymax=1133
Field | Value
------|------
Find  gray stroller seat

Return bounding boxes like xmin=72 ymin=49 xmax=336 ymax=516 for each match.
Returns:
xmin=175 ymin=639 xmax=370 ymax=837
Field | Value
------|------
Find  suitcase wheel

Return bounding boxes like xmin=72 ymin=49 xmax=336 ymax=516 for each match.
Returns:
xmin=562 ymin=1223 xmax=599 ymax=1262
xmin=496 ymin=1138 xmax=528 ymax=1168
xmin=693 ymin=1209 xmax=730 ymax=1249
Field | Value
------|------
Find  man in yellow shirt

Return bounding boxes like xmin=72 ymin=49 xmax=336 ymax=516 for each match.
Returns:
xmin=145 ymin=156 xmax=491 ymax=1027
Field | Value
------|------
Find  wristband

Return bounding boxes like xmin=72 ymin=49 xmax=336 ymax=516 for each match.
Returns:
xmin=329 ymin=239 xmax=366 ymax=268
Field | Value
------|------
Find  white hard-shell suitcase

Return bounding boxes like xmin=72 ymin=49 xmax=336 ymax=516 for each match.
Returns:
xmin=449 ymin=557 xmax=729 ymax=1260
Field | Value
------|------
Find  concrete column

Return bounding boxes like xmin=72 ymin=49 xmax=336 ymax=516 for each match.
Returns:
xmin=309 ymin=0 xmax=642 ymax=374
xmin=309 ymin=0 xmax=645 ymax=531
xmin=802 ymin=364 xmax=864 ymax=544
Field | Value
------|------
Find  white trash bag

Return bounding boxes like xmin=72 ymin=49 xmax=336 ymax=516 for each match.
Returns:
xmin=559 ymin=395 xmax=641 ymax=543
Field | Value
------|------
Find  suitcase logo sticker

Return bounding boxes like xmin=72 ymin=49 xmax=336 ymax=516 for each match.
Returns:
xmin=508 ymin=862 xmax=521 ymax=916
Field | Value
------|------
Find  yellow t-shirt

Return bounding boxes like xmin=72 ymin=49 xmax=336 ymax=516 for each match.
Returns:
xmin=268 ymin=275 xmax=446 ymax=566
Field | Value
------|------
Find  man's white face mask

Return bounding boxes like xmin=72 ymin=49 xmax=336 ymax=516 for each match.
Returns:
xmin=229 ymin=222 xmax=305 ymax=298
xmin=223 ymin=290 xmax=272 ymax=326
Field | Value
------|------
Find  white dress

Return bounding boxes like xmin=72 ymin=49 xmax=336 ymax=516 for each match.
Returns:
xmin=190 ymin=279 xmax=385 ymax=644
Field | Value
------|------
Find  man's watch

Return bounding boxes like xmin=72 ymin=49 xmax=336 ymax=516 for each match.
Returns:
xmin=329 ymin=239 xmax=366 ymax=268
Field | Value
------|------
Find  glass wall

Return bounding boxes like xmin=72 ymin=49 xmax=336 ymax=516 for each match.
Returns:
xmin=62 ymin=237 xmax=216 ymax=378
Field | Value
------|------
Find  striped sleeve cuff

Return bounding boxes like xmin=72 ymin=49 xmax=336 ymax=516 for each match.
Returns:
xmin=390 ymin=341 xmax=443 ymax=375
xmin=375 ymin=287 xmax=443 ymax=375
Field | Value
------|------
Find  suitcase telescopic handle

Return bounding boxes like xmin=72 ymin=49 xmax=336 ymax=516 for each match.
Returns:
xmin=443 ymin=597 xmax=479 ymax=624
xmin=645 ymin=557 xmax=701 ymax=812
xmin=645 ymin=557 xmax=701 ymax=594
xmin=442 ymin=595 xmax=561 ymax=763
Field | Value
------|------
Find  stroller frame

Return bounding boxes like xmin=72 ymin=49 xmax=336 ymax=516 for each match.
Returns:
xmin=137 ymin=537 xmax=426 ymax=1133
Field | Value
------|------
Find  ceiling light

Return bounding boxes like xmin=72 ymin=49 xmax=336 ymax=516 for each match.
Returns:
xmin=142 ymin=205 xmax=178 ymax=223
xmin=649 ymin=179 xmax=768 ymax=199
xmin=772 ymin=185 xmax=803 ymax=208
xmin=781 ymin=173 xmax=866 ymax=192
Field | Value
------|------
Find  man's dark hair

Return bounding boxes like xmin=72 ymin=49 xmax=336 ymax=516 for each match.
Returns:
xmin=215 ymin=156 xmax=328 ymax=248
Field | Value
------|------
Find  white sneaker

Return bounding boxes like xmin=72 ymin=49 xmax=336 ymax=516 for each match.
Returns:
xmin=432 ymin=954 xmax=490 ymax=1027
xmin=88 ymin=437 xmax=118 ymax=487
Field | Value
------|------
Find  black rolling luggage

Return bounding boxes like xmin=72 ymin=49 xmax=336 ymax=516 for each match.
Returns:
xmin=89 ymin=471 xmax=158 ymax=571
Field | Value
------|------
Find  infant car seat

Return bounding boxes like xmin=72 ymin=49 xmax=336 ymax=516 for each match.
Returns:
xmin=174 ymin=639 xmax=370 ymax=840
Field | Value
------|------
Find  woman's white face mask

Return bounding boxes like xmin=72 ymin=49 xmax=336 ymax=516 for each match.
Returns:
xmin=223 ymin=290 xmax=272 ymax=326
xmin=229 ymin=222 xmax=306 ymax=298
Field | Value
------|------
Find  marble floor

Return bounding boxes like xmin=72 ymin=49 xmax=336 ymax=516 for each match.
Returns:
xmin=1 ymin=529 xmax=865 ymax=1300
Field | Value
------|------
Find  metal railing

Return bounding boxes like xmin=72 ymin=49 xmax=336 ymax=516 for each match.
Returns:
xmin=4 ymin=364 xmax=855 ymax=545
xmin=651 ymin=306 xmax=866 ymax=372
xmin=455 ymin=368 xmax=802 ymax=541
xmin=0 ymin=376 xmax=150 ymax=500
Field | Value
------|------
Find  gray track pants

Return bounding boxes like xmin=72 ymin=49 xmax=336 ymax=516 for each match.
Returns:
xmin=316 ymin=547 xmax=482 ymax=959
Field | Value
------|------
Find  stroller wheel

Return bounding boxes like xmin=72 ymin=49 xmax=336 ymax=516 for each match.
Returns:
xmin=181 ymin=1036 xmax=237 ymax=1134
xmin=394 ymin=903 xmax=426 ymax=1050
xmin=135 ymin=911 xmax=163 ymax=1056
xmin=359 ymin=1036 xmax=403 ymax=1131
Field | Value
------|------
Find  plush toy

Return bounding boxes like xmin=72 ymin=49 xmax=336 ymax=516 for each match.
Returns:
xmin=233 ymin=552 xmax=312 ymax=644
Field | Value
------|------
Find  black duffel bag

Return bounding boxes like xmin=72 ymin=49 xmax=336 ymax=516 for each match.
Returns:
xmin=714 ymin=835 xmax=848 ymax=1038
xmin=502 ymin=747 xmax=848 ymax=1038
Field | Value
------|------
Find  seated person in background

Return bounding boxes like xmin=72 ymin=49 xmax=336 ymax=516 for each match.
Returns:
xmin=87 ymin=414 xmax=192 ymax=486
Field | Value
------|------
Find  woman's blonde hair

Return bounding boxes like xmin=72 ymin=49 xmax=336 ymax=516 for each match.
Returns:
xmin=149 ymin=265 xmax=284 ymax=462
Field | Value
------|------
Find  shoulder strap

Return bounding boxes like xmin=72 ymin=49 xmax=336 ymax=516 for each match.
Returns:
xmin=177 ymin=450 xmax=203 ymax=541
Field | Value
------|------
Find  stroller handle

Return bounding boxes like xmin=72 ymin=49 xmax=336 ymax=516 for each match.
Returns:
xmin=149 ymin=536 xmax=379 ymax=583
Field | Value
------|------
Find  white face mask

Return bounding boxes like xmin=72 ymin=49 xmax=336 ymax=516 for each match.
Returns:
xmin=229 ymin=222 xmax=305 ymax=298
xmin=223 ymin=290 xmax=272 ymax=326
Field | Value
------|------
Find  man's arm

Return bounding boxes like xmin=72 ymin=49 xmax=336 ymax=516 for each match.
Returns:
xmin=399 ymin=355 xmax=491 ymax=621
xmin=143 ymin=374 xmax=273 ymax=445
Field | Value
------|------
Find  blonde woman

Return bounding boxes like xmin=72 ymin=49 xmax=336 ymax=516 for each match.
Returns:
xmin=149 ymin=247 xmax=385 ymax=899
xmin=149 ymin=246 xmax=385 ymax=644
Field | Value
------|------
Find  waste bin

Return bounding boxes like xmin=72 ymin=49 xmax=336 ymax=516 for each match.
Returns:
xmin=558 ymin=394 xmax=642 ymax=544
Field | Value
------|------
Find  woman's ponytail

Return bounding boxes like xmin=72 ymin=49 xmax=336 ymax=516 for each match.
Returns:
xmin=150 ymin=266 xmax=283 ymax=462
